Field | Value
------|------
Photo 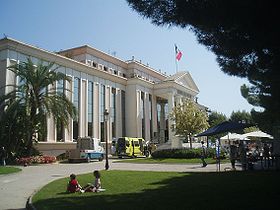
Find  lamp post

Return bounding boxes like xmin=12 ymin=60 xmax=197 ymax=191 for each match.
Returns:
xmin=104 ymin=109 xmax=109 ymax=170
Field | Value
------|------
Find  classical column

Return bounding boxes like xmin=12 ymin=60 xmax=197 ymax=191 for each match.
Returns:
xmin=168 ymin=91 xmax=182 ymax=148
xmin=152 ymin=95 xmax=157 ymax=142
xmin=46 ymin=83 xmax=55 ymax=142
xmin=79 ymin=79 xmax=87 ymax=137
xmin=160 ymin=101 xmax=166 ymax=144
xmin=47 ymin=116 xmax=55 ymax=142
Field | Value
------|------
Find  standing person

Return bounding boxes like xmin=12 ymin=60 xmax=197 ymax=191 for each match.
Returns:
xmin=83 ymin=170 xmax=102 ymax=192
xmin=200 ymin=141 xmax=207 ymax=167
xmin=239 ymin=142 xmax=247 ymax=171
xmin=263 ymin=143 xmax=270 ymax=168
xmin=0 ymin=147 xmax=7 ymax=166
xmin=229 ymin=142 xmax=238 ymax=170
xmin=67 ymin=174 xmax=83 ymax=193
xmin=111 ymin=140 xmax=116 ymax=156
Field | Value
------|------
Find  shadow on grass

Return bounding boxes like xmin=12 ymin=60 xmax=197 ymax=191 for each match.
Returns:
xmin=33 ymin=171 xmax=280 ymax=210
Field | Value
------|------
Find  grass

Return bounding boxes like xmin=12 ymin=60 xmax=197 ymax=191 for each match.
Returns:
xmin=114 ymin=157 xmax=229 ymax=164
xmin=32 ymin=170 xmax=280 ymax=210
xmin=0 ymin=166 xmax=22 ymax=174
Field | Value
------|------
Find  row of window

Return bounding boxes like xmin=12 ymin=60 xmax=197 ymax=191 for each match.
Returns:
xmin=55 ymin=78 xmax=126 ymax=142
xmin=84 ymin=60 xmax=127 ymax=78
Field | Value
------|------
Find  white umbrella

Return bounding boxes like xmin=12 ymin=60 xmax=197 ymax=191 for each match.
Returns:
xmin=243 ymin=130 xmax=273 ymax=139
xmin=220 ymin=133 xmax=249 ymax=140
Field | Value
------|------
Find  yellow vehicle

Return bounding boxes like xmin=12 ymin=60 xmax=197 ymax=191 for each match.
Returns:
xmin=117 ymin=137 xmax=147 ymax=158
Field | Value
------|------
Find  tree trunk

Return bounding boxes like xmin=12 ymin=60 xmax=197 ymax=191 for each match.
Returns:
xmin=189 ymin=135 xmax=193 ymax=149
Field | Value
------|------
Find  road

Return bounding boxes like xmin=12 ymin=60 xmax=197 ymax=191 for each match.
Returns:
xmin=0 ymin=160 xmax=238 ymax=210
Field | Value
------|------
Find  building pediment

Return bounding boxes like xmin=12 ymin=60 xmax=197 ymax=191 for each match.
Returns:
xmin=162 ymin=71 xmax=199 ymax=92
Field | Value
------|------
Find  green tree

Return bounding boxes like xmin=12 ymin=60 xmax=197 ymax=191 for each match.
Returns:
xmin=170 ymin=99 xmax=209 ymax=148
xmin=244 ymin=126 xmax=259 ymax=134
xmin=230 ymin=110 xmax=254 ymax=124
xmin=126 ymin=0 xmax=280 ymax=134
xmin=208 ymin=111 xmax=227 ymax=127
xmin=0 ymin=59 xmax=77 ymax=158
xmin=207 ymin=111 xmax=227 ymax=141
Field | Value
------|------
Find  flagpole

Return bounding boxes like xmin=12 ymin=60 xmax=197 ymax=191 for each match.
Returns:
xmin=174 ymin=44 xmax=178 ymax=73
xmin=175 ymin=56 xmax=178 ymax=73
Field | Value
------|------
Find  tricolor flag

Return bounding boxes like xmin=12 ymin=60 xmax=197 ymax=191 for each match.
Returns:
xmin=175 ymin=44 xmax=182 ymax=61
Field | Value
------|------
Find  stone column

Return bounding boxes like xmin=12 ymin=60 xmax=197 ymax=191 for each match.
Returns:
xmin=168 ymin=91 xmax=182 ymax=148
xmin=46 ymin=84 xmax=55 ymax=142
xmin=79 ymin=79 xmax=87 ymax=137
xmin=160 ymin=102 xmax=166 ymax=144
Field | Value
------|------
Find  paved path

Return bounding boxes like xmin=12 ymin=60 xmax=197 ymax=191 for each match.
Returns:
xmin=0 ymin=160 xmax=239 ymax=210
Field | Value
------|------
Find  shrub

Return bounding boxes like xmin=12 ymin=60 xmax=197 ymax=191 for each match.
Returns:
xmin=16 ymin=155 xmax=56 ymax=165
xmin=151 ymin=148 xmax=225 ymax=159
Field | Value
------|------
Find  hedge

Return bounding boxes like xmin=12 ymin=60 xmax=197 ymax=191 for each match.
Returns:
xmin=151 ymin=148 xmax=225 ymax=159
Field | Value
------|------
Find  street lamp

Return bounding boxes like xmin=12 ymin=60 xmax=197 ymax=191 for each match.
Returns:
xmin=104 ymin=109 xmax=109 ymax=170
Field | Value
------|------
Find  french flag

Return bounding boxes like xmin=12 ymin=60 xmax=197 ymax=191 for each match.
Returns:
xmin=175 ymin=44 xmax=182 ymax=61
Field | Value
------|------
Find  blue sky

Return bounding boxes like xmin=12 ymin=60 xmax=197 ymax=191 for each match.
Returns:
xmin=0 ymin=0 xmax=255 ymax=117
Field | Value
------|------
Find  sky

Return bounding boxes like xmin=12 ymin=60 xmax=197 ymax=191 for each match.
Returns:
xmin=0 ymin=0 xmax=256 ymax=117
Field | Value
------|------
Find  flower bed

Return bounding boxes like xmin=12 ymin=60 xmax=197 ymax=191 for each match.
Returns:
xmin=16 ymin=155 xmax=56 ymax=165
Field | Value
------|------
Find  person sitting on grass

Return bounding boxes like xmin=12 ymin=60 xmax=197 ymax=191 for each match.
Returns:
xmin=67 ymin=173 xmax=83 ymax=193
xmin=82 ymin=170 xmax=102 ymax=192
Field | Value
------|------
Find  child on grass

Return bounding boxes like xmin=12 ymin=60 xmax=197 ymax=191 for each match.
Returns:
xmin=67 ymin=173 xmax=83 ymax=193
xmin=82 ymin=170 xmax=101 ymax=192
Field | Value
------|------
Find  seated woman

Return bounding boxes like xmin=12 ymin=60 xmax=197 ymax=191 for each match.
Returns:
xmin=82 ymin=170 xmax=102 ymax=192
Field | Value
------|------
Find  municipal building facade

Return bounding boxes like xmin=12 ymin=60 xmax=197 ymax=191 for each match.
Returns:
xmin=0 ymin=38 xmax=201 ymax=155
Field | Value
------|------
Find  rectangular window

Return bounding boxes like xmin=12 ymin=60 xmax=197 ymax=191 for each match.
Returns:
xmin=141 ymin=92 xmax=145 ymax=139
xmin=88 ymin=81 xmax=94 ymax=136
xmin=73 ymin=77 xmax=80 ymax=140
xmin=56 ymin=79 xmax=65 ymax=141
xmin=100 ymin=84 xmax=105 ymax=142
xmin=111 ymin=88 xmax=116 ymax=138
xmin=149 ymin=94 xmax=153 ymax=141
xmin=121 ymin=90 xmax=126 ymax=136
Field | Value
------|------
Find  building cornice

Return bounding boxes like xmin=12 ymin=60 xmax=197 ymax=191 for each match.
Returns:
xmin=0 ymin=38 xmax=127 ymax=85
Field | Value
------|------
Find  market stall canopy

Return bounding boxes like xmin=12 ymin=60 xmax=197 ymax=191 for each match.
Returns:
xmin=220 ymin=133 xmax=249 ymax=140
xmin=195 ymin=121 xmax=252 ymax=137
xmin=243 ymin=130 xmax=273 ymax=139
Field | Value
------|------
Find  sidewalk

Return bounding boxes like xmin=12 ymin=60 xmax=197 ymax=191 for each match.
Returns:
xmin=0 ymin=161 xmax=239 ymax=210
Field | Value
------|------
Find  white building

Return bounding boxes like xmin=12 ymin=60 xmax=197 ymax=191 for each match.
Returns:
xmin=0 ymin=37 xmax=201 ymax=155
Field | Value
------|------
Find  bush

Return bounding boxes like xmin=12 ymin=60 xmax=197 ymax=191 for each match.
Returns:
xmin=151 ymin=148 xmax=225 ymax=159
xmin=16 ymin=155 xmax=56 ymax=165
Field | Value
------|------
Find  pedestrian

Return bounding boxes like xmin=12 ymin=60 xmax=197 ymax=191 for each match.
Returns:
xmin=229 ymin=142 xmax=238 ymax=170
xmin=263 ymin=143 xmax=270 ymax=168
xmin=239 ymin=142 xmax=247 ymax=171
xmin=111 ymin=140 xmax=116 ymax=155
xmin=0 ymin=147 xmax=7 ymax=166
xmin=200 ymin=141 xmax=207 ymax=167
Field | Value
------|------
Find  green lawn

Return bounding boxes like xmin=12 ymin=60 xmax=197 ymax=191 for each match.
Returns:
xmin=114 ymin=157 xmax=229 ymax=164
xmin=0 ymin=166 xmax=22 ymax=174
xmin=32 ymin=170 xmax=280 ymax=210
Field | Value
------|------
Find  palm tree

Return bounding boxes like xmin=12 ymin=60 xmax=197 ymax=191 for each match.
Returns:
xmin=0 ymin=58 xmax=77 ymax=157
